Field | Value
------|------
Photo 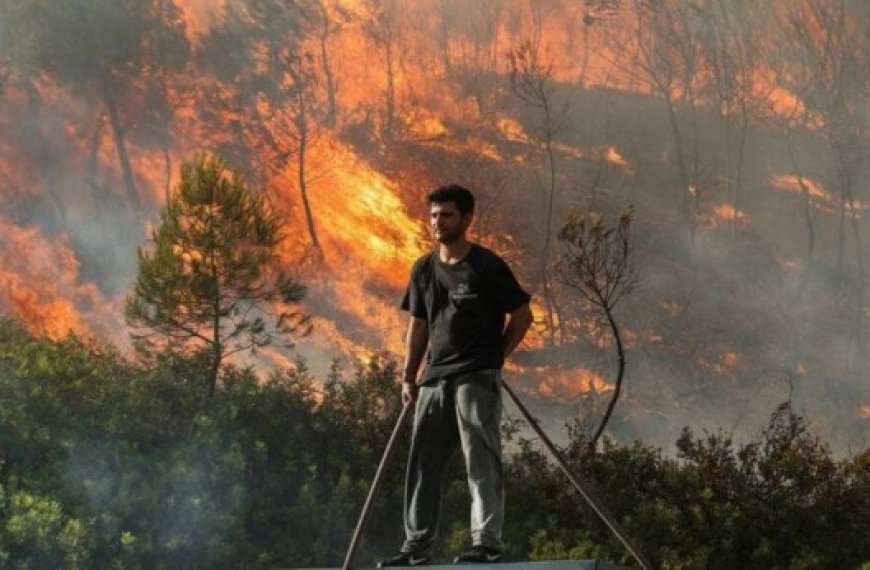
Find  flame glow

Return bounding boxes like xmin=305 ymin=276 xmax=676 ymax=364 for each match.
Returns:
xmin=771 ymin=174 xmax=833 ymax=202
xmin=0 ymin=219 xmax=118 ymax=339
xmin=534 ymin=366 xmax=613 ymax=399
xmin=702 ymin=203 xmax=751 ymax=230
xmin=605 ymin=146 xmax=630 ymax=169
xmin=771 ymin=173 xmax=870 ymax=218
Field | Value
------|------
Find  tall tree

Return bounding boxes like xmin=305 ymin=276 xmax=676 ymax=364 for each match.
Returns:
xmin=772 ymin=0 xmax=868 ymax=280
xmin=614 ymin=0 xmax=705 ymax=231
xmin=557 ymin=207 xmax=639 ymax=450
xmin=201 ymin=0 xmax=326 ymax=253
xmin=361 ymin=0 xmax=403 ymax=141
xmin=509 ymin=38 xmax=566 ymax=345
xmin=126 ymin=155 xmax=310 ymax=394
xmin=311 ymin=0 xmax=346 ymax=128
xmin=0 ymin=0 xmax=188 ymax=211
xmin=698 ymin=0 xmax=767 ymax=240
xmin=771 ymin=0 xmax=869 ymax=366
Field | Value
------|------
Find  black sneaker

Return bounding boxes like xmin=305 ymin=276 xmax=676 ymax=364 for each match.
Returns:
xmin=377 ymin=551 xmax=429 ymax=567
xmin=453 ymin=545 xmax=503 ymax=564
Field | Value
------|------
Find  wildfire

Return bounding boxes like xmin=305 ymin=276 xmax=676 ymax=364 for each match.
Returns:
xmin=496 ymin=117 xmax=529 ymax=143
xmin=256 ymin=135 xmax=427 ymax=361
xmin=696 ymin=349 xmax=743 ymax=377
xmin=0 ymin=218 xmax=118 ymax=340
xmin=770 ymin=173 xmax=870 ymax=218
xmin=294 ymin=136 xmax=425 ymax=288
xmin=775 ymin=256 xmax=802 ymax=274
xmin=0 ymin=0 xmax=866 ymax=456
xmin=702 ymin=203 xmax=751 ymax=230
xmin=407 ymin=114 xmax=448 ymax=140
xmin=176 ymin=0 xmax=226 ymax=42
xmin=604 ymin=146 xmax=630 ymax=169
xmin=721 ymin=352 xmax=740 ymax=368
xmin=534 ymin=366 xmax=613 ymax=399
xmin=771 ymin=174 xmax=832 ymax=202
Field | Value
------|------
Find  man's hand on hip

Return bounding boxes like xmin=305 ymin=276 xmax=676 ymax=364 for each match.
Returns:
xmin=402 ymin=382 xmax=419 ymax=406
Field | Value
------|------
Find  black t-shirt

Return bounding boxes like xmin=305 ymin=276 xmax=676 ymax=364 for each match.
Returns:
xmin=401 ymin=244 xmax=531 ymax=382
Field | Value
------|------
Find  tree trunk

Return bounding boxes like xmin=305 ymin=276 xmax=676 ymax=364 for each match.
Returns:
xmin=833 ymin=138 xmax=865 ymax=367
xmin=663 ymin=92 xmax=692 ymax=226
xmin=102 ymin=75 xmax=140 ymax=210
xmin=724 ymin=108 xmax=735 ymax=238
xmin=163 ymin=145 xmax=172 ymax=204
xmin=209 ymin=200 xmax=222 ymax=397
xmin=786 ymin=130 xmax=816 ymax=299
xmin=384 ymin=34 xmax=396 ymax=140
xmin=87 ymin=112 xmax=106 ymax=214
xmin=23 ymin=79 xmax=65 ymax=225
xmin=317 ymin=1 xmax=338 ymax=128
xmin=437 ymin=0 xmax=452 ymax=74
xmin=732 ymin=109 xmax=749 ymax=240
xmin=540 ymin=129 xmax=560 ymax=345
xmin=688 ymin=86 xmax=701 ymax=226
xmin=589 ymin=306 xmax=626 ymax=450
xmin=296 ymin=91 xmax=321 ymax=253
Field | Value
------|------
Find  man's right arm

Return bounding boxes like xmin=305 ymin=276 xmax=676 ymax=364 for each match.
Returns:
xmin=401 ymin=316 xmax=429 ymax=405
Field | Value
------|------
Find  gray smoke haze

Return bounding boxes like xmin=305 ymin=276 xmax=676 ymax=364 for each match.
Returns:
xmin=0 ymin=0 xmax=867 ymax=456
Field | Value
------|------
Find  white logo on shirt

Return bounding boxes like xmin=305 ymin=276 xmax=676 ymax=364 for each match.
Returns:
xmin=452 ymin=282 xmax=478 ymax=300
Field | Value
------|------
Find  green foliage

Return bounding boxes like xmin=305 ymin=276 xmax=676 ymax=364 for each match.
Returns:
xmin=126 ymin=154 xmax=310 ymax=390
xmin=2 ymin=490 xmax=91 ymax=569
xmin=0 ymin=318 xmax=866 ymax=568
xmin=505 ymin=402 xmax=870 ymax=569
xmin=0 ymin=0 xmax=187 ymax=84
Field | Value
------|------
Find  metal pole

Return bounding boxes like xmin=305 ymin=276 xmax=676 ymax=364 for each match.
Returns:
xmin=342 ymin=402 xmax=412 ymax=570
xmin=501 ymin=380 xmax=653 ymax=570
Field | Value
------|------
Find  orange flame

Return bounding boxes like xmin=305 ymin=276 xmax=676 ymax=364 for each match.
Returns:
xmin=604 ymin=146 xmax=630 ymax=169
xmin=533 ymin=366 xmax=613 ymax=399
xmin=771 ymin=174 xmax=870 ymax=218
xmin=0 ymin=219 xmax=119 ymax=340
xmin=771 ymin=174 xmax=833 ymax=202
xmin=701 ymin=202 xmax=751 ymax=230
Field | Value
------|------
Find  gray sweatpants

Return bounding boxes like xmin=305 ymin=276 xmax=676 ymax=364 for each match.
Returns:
xmin=402 ymin=369 xmax=504 ymax=554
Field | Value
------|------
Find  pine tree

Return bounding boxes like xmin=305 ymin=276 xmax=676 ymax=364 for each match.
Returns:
xmin=126 ymin=154 xmax=309 ymax=394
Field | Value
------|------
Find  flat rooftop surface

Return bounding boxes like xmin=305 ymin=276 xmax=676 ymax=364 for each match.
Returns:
xmin=300 ymin=560 xmax=634 ymax=570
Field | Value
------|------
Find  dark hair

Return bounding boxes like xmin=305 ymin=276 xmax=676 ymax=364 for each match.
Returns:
xmin=427 ymin=184 xmax=475 ymax=215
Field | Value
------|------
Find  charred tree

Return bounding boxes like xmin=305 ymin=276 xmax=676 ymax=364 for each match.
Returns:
xmin=508 ymin=38 xmax=567 ymax=345
xmin=557 ymin=207 xmax=639 ymax=451
xmin=772 ymin=0 xmax=868 ymax=364
xmin=361 ymin=0 xmax=402 ymax=141
xmin=21 ymin=78 xmax=66 ymax=226
xmin=1 ymin=0 xmax=188 ymax=214
xmin=699 ymin=0 xmax=767 ymax=241
xmin=781 ymin=114 xmax=817 ymax=292
xmin=102 ymin=75 xmax=140 ymax=210
xmin=774 ymin=0 xmax=868 ymax=284
xmin=311 ymin=0 xmax=344 ymax=128
xmin=287 ymin=61 xmax=324 ymax=255
xmin=613 ymin=0 xmax=704 ymax=233
xmin=202 ymin=0 xmax=327 ymax=256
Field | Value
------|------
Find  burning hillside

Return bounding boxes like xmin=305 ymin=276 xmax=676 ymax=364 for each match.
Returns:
xmin=0 ymin=0 xmax=867 ymax=452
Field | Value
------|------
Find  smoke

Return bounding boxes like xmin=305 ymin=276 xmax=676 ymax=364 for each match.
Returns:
xmin=0 ymin=0 xmax=867 ymax=456
xmin=64 ymin=436 xmax=246 ymax=567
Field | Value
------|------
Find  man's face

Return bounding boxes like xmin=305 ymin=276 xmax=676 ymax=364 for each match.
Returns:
xmin=429 ymin=201 xmax=471 ymax=244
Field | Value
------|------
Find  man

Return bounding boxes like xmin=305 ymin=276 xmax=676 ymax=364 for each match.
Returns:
xmin=378 ymin=185 xmax=533 ymax=566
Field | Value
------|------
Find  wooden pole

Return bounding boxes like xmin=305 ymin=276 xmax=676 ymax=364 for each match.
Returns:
xmin=501 ymin=380 xmax=653 ymax=570
xmin=342 ymin=402 xmax=412 ymax=570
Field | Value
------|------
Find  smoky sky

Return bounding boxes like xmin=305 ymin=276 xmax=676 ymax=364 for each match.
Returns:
xmin=0 ymin=0 xmax=867 ymax=455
